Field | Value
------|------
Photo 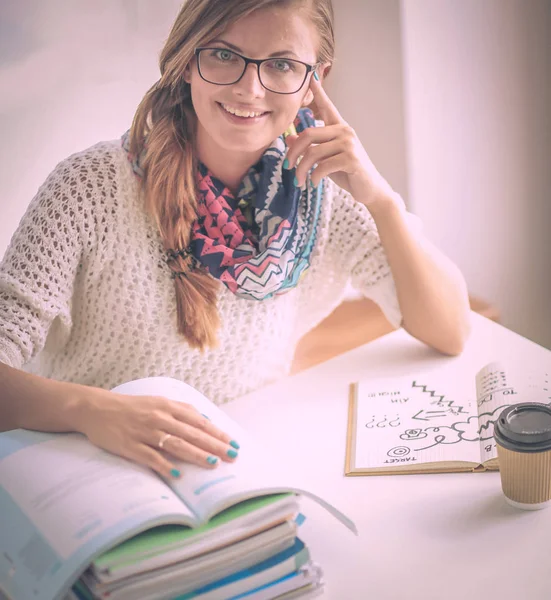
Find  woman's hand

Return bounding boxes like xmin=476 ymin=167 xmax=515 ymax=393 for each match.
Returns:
xmin=285 ymin=72 xmax=397 ymax=208
xmin=76 ymin=387 xmax=238 ymax=480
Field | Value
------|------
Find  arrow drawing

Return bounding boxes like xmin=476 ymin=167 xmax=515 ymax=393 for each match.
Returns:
xmin=412 ymin=410 xmax=450 ymax=421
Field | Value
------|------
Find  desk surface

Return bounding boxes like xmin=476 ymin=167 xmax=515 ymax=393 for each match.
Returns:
xmin=223 ymin=313 xmax=551 ymax=600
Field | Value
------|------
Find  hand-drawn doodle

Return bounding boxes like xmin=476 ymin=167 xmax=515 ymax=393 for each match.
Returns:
xmin=400 ymin=428 xmax=427 ymax=441
xmin=411 ymin=381 xmax=468 ymax=415
xmin=429 ymin=401 xmax=468 ymax=415
xmin=400 ymin=426 xmax=462 ymax=451
xmin=451 ymin=415 xmax=484 ymax=441
xmin=476 ymin=406 xmax=510 ymax=440
xmin=387 ymin=446 xmax=411 ymax=458
xmin=404 ymin=379 xmax=513 ymax=444
xmin=366 ymin=415 xmax=401 ymax=428
xmin=411 ymin=381 xmax=445 ymax=402
xmin=412 ymin=409 xmax=453 ymax=421
xmin=452 ymin=405 xmax=509 ymax=441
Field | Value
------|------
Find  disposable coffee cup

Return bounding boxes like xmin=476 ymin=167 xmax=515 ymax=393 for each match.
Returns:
xmin=494 ymin=403 xmax=551 ymax=510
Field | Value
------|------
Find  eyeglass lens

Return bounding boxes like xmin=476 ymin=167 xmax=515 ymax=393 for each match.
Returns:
xmin=198 ymin=49 xmax=308 ymax=94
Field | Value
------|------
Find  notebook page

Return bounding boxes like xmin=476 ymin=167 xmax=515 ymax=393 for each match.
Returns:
xmin=476 ymin=361 xmax=551 ymax=464
xmin=351 ymin=371 xmax=480 ymax=471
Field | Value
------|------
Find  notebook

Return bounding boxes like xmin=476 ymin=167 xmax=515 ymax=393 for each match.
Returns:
xmin=345 ymin=361 xmax=550 ymax=475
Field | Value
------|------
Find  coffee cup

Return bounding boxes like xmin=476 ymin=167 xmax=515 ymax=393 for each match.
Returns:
xmin=494 ymin=402 xmax=551 ymax=510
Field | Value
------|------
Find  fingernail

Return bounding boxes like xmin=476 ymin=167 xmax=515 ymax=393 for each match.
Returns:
xmin=227 ymin=449 xmax=238 ymax=459
xmin=206 ymin=456 xmax=218 ymax=465
xmin=313 ymin=71 xmax=319 ymax=81
xmin=171 ymin=468 xmax=181 ymax=478
xmin=201 ymin=413 xmax=210 ymax=420
xmin=294 ymin=176 xmax=300 ymax=187
xmin=230 ymin=440 xmax=240 ymax=450
xmin=283 ymin=159 xmax=289 ymax=169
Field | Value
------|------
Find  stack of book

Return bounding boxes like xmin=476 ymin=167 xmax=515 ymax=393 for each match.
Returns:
xmin=68 ymin=493 xmax=324 ymax=600
xmin=0 ymin=377 xmax=355 ymax=600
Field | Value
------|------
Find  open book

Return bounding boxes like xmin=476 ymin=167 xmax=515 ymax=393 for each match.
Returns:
xmin=0 ymin=377 xmax=355 ymax=600
xmin=345 ymin=361 xmax=550 ymax=475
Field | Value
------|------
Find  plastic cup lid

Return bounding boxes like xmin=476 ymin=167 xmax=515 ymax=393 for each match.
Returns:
xmin=494 ymin=403 xmax=551 ymax=451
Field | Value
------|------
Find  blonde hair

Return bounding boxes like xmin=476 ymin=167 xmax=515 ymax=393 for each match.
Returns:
xmin=129 ymin=0 xmax=335 ymax=350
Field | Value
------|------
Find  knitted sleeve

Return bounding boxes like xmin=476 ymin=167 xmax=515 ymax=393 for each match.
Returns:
xmin=0 ymin=151 xmax=96 ymax=368
xmin=326 ymin=181 xmax=423 ymax=329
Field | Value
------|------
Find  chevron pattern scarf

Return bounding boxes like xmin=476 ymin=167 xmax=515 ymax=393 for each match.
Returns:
xmin=122 ymin=107 xmax=322 ymax=300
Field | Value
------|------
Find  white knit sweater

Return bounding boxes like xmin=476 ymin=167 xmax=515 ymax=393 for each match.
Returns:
xmin=0 ymin=140 xmax=417 ymax=405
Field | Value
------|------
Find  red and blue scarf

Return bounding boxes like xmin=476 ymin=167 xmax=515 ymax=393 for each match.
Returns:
xmin=122 ymin=107 xmax=322 ymax=300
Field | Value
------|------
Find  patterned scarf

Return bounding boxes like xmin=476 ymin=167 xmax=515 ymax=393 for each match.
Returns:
xmin=122 ymin=107 xmax=322 ymax=300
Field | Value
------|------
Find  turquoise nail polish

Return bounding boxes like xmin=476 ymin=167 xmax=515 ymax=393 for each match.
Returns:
xmin=230 ymin=440 xmax=240 ymax=450
xmin=207 ymin=456 xmax=218 ymax=465
xmin=283 ymin=159 xmax=289 ymax=169
xmin=294 ymin=176 xmax=299 ymax=187
xmin=171 ymin=468 xmax=181 ymax=478
xmin=313 ymin=71 xmax=320 ymax=81
xmin=227 ymin=449 xmax=238 ymax=459
xmin=201 ymin=413 xmax=211 ymax=420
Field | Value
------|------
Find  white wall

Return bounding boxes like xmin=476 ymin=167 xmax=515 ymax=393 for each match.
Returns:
xmin=326 ymin=0 xmax=409 ymax=203
xmin=401 ymin=0 xmax=551 ymax=349
xmin=0 ymin=0 xmax=182 ymax=256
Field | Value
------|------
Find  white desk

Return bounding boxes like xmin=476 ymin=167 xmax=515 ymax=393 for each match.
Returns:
xmin=223 ymin=313 xmax=551 ymax=600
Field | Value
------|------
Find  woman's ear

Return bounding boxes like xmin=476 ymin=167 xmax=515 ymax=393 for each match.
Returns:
xmin=301 ymin=63 xmax=331 ymax=107
xmin=319 ymin=63 xmax=332 ymax=80
xmin=301 ymin=88 xmax=314 ymax=107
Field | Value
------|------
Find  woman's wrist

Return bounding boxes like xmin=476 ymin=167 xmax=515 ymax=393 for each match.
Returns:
xmin=59 ymin=382 xmax=106 ymax=435
xmin=0 ymin=362 xmax=86 ymax=432
xmin=362 ymin=192 xmax=404 ymax=223
xmin=12 ymin=373 xmax=101 ymax=434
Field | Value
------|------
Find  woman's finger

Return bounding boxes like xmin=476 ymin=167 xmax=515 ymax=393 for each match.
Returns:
xmin=153 ymin=432 xmax=232 ymax=469
xmin=310 ymin=155 xmax=352 ymax=187
xmin=284 ymin=133 xmax=299 ymax=149
xmin=309 ymin=70 xmax=344 ymax=126
xmin=294 ymin=139 xmax=344 ymax=187
xmin=123 ymin=442 xmax=184 ymax=480
xmin=285 ymin=125 xmax=340 ymax=170
xmin=170 ymin=401 xmax=237 ymax=447
xmin=147 ymin=420 xmax=239 ymax=463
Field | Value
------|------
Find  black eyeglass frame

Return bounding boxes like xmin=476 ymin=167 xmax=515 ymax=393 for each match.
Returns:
xmin=194 ymin=47 xmax=318 ymax=95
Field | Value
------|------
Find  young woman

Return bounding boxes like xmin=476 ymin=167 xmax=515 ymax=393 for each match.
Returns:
xmin=0 ymin=0 xmax=470 ymax=480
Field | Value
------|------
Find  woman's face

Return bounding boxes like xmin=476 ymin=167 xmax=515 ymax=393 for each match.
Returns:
xmin=186 ymin=5 xmax=319 ymax=163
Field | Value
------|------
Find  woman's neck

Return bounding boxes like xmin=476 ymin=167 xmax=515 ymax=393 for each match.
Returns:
xmin=195 ymin=130 xmax=265 ymax=196
xmin=200 ymin=154 xmax=257 ymax=196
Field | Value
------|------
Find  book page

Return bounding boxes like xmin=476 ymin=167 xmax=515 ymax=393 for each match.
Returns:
xmin=476 ymin=361 xmax=551 ymax=464
xmin=112 ymin=377 xmax=356 ymax=534
xmin=349 ymin=370 xmax=481 ymax=472
xmin=0 ymin=430 xmax=193 ymax=600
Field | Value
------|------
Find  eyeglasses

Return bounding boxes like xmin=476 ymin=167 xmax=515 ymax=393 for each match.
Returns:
xmin=194 ymin=47 xmax=317 ymax=95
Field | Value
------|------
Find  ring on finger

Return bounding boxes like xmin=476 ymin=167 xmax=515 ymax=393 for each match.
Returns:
xmin=158 ymin=433 xmax=173 ymax=450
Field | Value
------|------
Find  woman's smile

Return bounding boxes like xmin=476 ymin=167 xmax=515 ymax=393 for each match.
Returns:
xmin=217 ymin=102 xmax=271 ymax=125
